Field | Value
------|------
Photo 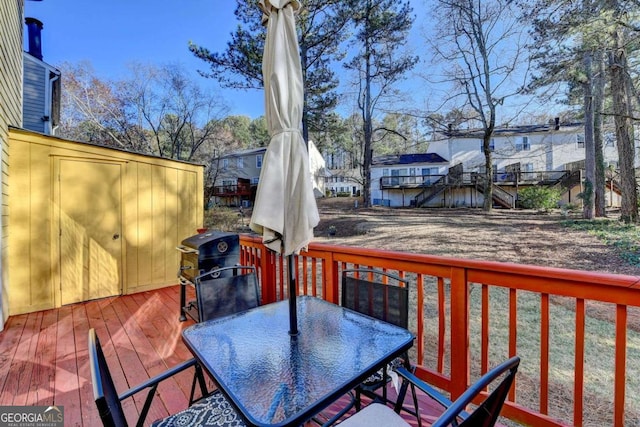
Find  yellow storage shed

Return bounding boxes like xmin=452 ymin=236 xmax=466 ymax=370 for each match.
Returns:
xmin=7 ymin=128 xmax=204 ymax=315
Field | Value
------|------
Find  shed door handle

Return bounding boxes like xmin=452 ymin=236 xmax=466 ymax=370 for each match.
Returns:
xmin=113 ymin=233 xmax=120 ymax=240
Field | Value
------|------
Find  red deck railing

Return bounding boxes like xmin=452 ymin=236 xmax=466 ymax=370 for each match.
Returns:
xmin=239 ymin=234 xmax=640 ymax=427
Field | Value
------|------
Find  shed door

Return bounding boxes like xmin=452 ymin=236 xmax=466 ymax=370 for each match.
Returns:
xmin=59 ymin=159 xmax=123 ymax=305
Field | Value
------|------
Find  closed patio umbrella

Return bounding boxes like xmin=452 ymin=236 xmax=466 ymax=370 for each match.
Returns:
xmin=250 ymin=0 xmax=320 ymax=336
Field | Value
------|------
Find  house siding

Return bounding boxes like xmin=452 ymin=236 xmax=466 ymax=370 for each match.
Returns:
xmin=0 ymin=0 xmax=24 ymax=328
xmin=22 ymin=56 xmax=46 ymax=133
xmin=7 ymin=129 xmax=204 ymax=315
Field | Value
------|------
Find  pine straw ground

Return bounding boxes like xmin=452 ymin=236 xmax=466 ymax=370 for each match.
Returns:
xmin=309 ymin=197 xmax=640 ymax=426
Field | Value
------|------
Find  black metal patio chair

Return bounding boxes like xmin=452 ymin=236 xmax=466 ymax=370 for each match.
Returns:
xmin=341 ymin=268 xmax=420 ymax=420
xmin=194 ymin=265 xmax=261 ymax=323
xmin=88 ymin=328 xmax=246 ymax=427
xmin=339 ymin=356 xmax=521 ymax=427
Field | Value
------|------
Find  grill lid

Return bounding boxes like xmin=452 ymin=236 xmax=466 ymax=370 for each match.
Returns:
xmin=180 ymin=231 xmax=239 ymax=254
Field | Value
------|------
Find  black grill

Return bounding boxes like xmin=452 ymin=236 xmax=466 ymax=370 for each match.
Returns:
xmin=177 ymin=231 xmax=240 ymax=321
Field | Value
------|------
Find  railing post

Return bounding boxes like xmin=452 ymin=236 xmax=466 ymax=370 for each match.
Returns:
xmin=322 ymin=251 xmax=339 ymax=304
xmin=261 ymin=247 xmax=277 ymax=304
xmin=450 ymin=266 xmax=470 ymax=400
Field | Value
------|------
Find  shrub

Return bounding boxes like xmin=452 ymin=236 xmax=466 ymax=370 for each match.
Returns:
xmin=204 ymin=207 xmax=240 ymax=231
xmin=518 ymin=186 xmax=561 ymax=211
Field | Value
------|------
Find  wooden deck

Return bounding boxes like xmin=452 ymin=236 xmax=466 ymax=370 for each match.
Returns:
xmin=0 ymin=286 xmax=445 ymax=426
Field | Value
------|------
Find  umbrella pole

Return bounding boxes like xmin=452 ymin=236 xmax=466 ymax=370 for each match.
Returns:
xmin=288 ymin=254 xmax=298 ymax=336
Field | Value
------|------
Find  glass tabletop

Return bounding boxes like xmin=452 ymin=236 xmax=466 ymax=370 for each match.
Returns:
xmin=182 ymin=295 xmax=415 ymax=427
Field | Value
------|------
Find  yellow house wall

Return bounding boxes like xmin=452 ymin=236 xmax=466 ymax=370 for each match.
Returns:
xmin=7 ymin=129 xmax=203 ymax=315
xmin=0 ymin=0 xmax=24 ymax=328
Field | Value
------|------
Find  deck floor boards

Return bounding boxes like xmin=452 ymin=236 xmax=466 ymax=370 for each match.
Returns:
xmin=0 ymin=286 xmax=442 ymax=426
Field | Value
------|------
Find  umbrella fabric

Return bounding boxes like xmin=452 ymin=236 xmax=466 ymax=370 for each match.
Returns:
xmin=250 ymin=0 xmax=319 ymax=256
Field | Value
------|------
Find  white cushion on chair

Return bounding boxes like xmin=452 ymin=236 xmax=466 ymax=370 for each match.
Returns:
xmin=339 ymin=403 xmax=410 ymax=427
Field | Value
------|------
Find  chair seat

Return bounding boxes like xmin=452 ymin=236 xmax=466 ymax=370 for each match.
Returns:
xmin=152 ymin=390 xmax=247 ymax=427
xmin=338 ymin=403 xmax=409 ymax=427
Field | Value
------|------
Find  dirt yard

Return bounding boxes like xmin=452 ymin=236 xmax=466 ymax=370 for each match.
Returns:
xmin=312 ymin=197 xmax=640 ymax=277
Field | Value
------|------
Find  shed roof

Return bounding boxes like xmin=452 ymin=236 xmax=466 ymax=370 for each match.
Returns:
xmin=372 ymin=153 xmax=448 ymax=166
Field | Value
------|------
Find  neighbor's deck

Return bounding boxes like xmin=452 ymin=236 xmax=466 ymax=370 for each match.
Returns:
xmin=0 ymin=286 xmax=443 ymax=426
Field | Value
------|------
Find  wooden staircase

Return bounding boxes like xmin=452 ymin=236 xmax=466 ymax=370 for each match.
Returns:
xmin=473 ymin=173 xmax=514 ymax=208
xmin=413 ymin=175 xmax=450 ymax=207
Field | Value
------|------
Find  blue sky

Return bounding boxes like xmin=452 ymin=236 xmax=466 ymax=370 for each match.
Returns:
xmin=25 ymin=0 xmax=266 ymax=117
xmin=24 ymin=1 xmax=548 ymax=123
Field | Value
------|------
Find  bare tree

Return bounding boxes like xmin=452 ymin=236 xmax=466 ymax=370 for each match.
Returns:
xmin=428 ymin=0 xmax=529 ymax=211
xmin=58 ymin=61 xmax=150 ymax=153
xmin=122 ymin=63 xmax=228 ymax=161
xmin=345 ymin=0 xmax=418 ymax=207
xmin=60 ymin=61 xmax=229 ymax=162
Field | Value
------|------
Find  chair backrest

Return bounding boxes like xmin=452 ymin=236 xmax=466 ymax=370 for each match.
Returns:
xmin=195 ymin=265 xmax=260 ymax=322
xmin=433 ymin=356 xmax=521 ymax=427
xmin=88 ymin=328 xmax=128 ymax=427
xmin=341 ymin=268 xmax=409 ymax=328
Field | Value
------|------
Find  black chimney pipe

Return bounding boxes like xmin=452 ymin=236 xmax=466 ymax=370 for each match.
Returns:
xmin=25 ymin=17 xmax=43 ymax=60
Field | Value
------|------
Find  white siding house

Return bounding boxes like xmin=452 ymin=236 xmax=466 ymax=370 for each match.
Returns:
xmin=369 ymin=121 xmax=622 ymax=209
xmin=370 ymin=153 xmax=449 ymax=207
xmin=429 ymin=123 xmax=619 ymax=177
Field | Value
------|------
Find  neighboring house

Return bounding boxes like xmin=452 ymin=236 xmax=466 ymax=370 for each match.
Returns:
xmin=370 ymin=153 xmax=449 ymax=207
xmin=324 ymin=148 xmax=363 ymax=197
xmin=325 ymin=168 xmax=362 ymax=197
xmin=212 ymin=141 xmax=326 ymax=207
xmin=371 ymin=121 xmax=622 ymax=208
xmin=308 ymin=140 xmax=327 ymax=198
xmin=22 ymin=18 xmax=61 ymax=135
xmin=430 ymin=121 xmax=619 ymax=178
xmin=212 ymin=147 xmax=266 ymax=207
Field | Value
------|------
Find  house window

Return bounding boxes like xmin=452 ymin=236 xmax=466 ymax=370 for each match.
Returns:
xmin=521 ymin=163 xmax=534 ymax=181
xmin=251 ymin=177 xmax=259 ymax=185
xmin=237 ymin=157 xmax=244 ymax=168
xmin=576 ymin=134 xmax=585 ymax=148
xmin=222 ymin=158 xmax=229 ymax=169
xmin=516 ymin=136 xmax=530 ymax=151
xmin=222 ymin=179 xmax=234 ymax=186
xmin=383 ymin=169 xmax=389 ymax=176
xmin=256 ymin=154 xmax=263 ymax=168
xmin=422 ymin=167 xmax=438 ymax=185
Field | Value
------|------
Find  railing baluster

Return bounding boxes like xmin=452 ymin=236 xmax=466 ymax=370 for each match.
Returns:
xmin=614 ymin=304 xmax=627 ymax=427
xmin=416 ymin=274 xmax=424 ymax=365
xmin=437 ymin=276 xmax=445 ymax=373
xmin=574 ymin=299 xmax=585 ymax=427
xmin=541 ymin=293 xmax=550 ymax=415
xmin=509 ymin=288 xmax=518 ymax=401
xmin=311 ymin=258 xmax=317 ymax=297
xmin=481 ymin=284 xmax=489 ymax=376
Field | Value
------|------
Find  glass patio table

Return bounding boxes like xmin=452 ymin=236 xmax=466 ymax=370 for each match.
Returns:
xmin=182 ymin=295 xmax=415 ymax=427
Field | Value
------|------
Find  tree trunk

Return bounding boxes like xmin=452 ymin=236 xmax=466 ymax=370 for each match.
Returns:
xmin=582 ymin=50 xmax=595 ymax=219
xmin=482 ymin=133 xmax=493 ymax=212
xmin=609 ymin=28 xmax=638 ymax=223
xmin=362 ymin=25 xmax=373 ymax=208
xmin=594 ymin=49 xmax=606 ymax=217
